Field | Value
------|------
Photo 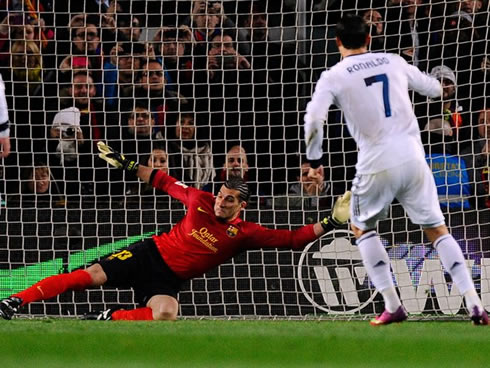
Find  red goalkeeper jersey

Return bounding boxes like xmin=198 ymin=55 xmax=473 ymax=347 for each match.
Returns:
xmin=151 ymin=171 xmax=317 ymax=280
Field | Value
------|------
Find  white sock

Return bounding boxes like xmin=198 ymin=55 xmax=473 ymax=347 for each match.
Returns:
xmin=357 ymin=231 xmax=401 ymax=313
xmin=435 ymin=234 xmax=482 ymax=311
xmin=381 ymin=286 xmax=401 ymax=314
xmin=464 ymin=289 xmax=483 ymax=314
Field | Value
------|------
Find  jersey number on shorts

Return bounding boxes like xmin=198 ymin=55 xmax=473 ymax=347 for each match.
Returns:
xmin=108 ymin=250 xmax=133 ymax=261
xmin=364 ymin=73 xmax=392 ymax=117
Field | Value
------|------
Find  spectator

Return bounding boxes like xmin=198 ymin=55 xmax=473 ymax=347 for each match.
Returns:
xmin=475 ymin=109 xmax=490 ymax=208
xmin=48 ymin=106 xmax=83 ymax=197
xmin=68 ymin=14 xmax=116 ymax=75
xmin=423 ymin=119 xmax=473 ymax=210
xmin=8 ymin=161 xmax=64 ymax=209
xmin=116 ymin=13 xmax=142 ymax=42
xmin=125 ymin=141 xmax=171 ymax=197
xmin=146 ymin=143 xmax=170 ymax=174
xmin=237 ymin=1 xmax=307 ymax=194
xmin=469 ymin=53 xmax=490 ymax=114
xmin=418 ymin=65 xmax=470 ymax=155
xmin=428 ymin=2 xmax=487 ymax=95
xmin=167 ymin=110 xmax=214 ymax=189
xmin=361 ymin=8 xmax=385 ymax=52
xmin=103 ymin=42 xmax=146 ymax=111
xmin=0 ymin=11 xmax=54 ymax=67
xmin=59 ymin=71 xmax=109 ymax=196
xmin=114 ymin=102 xmax=164 ymax=160
xmin=187 ymin=0 xmax=223 ymax=53
xmin=183 ymin=0 xmax=249 ymax=56
xmin=6 ymin=39 xmax=44 ymax=163
xmin=127 ymin=106 xmax=155 ymax=140
xmin=385 ymin=0 xmax=431 ymax=68
xmin=10 ymin=40 xmax=43 ymax=94
xmin=289 ymin=161 xmax=330 ymax=209
xmin=70 ymin=15 xmax=103 ymax=65
xmin=136 ymin=58 xmax=179 ymax=127
xmin=192 ymin=31 xmax=253 ymax=156
xmin=202 ymin=145 xmax=248 ymax=193
xmin=202 ymin=144 xmax=265 ymax=206
xmin=49 ymin=107 xmax=83 ymax=165
xmin=207 ymin=33 xmax=251 ymax=80
xmin=153 ymin=26 xmax=194 ymax=95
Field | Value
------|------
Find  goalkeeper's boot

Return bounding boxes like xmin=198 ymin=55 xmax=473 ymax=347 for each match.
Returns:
xmin=0 ymin=296 xmax=23 ymax=320
xmin=370 ymin=305 xmax=408 ymax=326
xmin=470 ymin=306 xmax=489 ymax=326
xmin=82 ymin=308 xmax=115 ymax=321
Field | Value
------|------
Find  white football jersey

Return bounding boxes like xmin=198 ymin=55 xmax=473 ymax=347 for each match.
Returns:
xmin=304 ymin=52 xmax=441 ymax=174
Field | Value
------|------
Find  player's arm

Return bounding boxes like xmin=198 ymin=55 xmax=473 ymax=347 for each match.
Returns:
xmin=0 ymin=74 xmax=10 ymax=158
xmin=249 ymin=191 xmax=351 ymax=249
xmin=403 ymin=58 xmax=441 ymax=98
xmin=304 ymin=71 xmax=335 ymax=169
xmin=97 ymin=142 xmax=194 ymax=203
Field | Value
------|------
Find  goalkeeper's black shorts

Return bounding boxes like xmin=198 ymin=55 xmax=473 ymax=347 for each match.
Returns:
xmin=97 ymin=238 xmax=183 ymax=306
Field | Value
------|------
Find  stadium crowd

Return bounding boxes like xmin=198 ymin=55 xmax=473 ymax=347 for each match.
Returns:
xmin=0 ymin=0 xmax=489 ymax=212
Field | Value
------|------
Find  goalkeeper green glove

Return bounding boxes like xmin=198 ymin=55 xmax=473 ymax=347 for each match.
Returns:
xmin=97 ymin=141 xmax=139 ymax=174
xmin=320 ymin=191 xmax=352 ymax=231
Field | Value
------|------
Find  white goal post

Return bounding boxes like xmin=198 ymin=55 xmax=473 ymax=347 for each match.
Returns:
xmin=0 ymin=0 xmax=489 ymax=319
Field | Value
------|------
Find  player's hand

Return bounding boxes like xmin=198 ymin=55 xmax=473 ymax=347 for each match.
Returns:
xmin=97 ymin=141 xmax=139 ymax=173
xmin=331 ymin=191 xmax=351 ymax=224
xmin=321 ymin=191 xmax=351 ymax=230
xmin=0 ymin=136 xmax=10 ymax=158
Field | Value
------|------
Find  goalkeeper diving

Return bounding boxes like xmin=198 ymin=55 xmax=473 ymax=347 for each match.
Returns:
xmin=0 ymin=142 xmax=351 ymax=321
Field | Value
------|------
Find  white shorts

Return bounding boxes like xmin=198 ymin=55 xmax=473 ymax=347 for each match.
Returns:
xmin=350 ymin=158 xmax=445 ymax=230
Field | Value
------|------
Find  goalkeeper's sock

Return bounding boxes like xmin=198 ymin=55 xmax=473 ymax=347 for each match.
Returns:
xmin=435 ymin=234 xmax=482 ymax=310
xmin=357 ymin=231 xmax=401 ymax=313
xmin=13 ymin=270 xmax=92 ymax=306
xmin=111 ymin=307 xmax=154 ymax=320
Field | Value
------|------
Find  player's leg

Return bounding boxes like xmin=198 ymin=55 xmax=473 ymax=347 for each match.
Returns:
xmin=350 ymin=172 xmax=407 ymax=325
xmin=424 ymin=225 xmax=488 ymax=325
xmin=83 ymin=238 xmax=182 ymax=321
xmin=0 ymin=267 xmax=101 ymax=320
xmin=401 ymin=159 xmax=487 ymax=325
xmin=89 ymin=295 xmax=179 ymax=321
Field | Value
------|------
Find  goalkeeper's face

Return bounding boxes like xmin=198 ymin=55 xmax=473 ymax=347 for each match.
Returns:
xmin=214 ymin=186 xmax=245 ymax=221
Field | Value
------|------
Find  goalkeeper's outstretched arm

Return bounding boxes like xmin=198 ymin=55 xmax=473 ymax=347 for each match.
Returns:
xmin=97 ymin=141 xmax=153 ymax=183
xmin=135 ymin=165 xmax=154 ymax=183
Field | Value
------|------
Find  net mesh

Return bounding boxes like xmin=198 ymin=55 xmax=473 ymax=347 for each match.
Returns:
xmin=0 ymin=0 xmax=489 ymax=319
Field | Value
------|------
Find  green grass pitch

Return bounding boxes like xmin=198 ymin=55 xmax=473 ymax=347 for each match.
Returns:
xmin=0 ymin=319 xmax=487 ymax=367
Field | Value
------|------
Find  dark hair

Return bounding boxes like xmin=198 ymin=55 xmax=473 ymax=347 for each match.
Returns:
xmin=224 ymin=176 xmax=249 ymax=202
xmin=151 ymin=140 xmax=167 ymax=152
xmin=162 ymin=28 xmax=188 ymax=40
xmin=141 ymin=58 xmax=163 ymax=69
xmin=120 ymin=42 xmax=145 ymax=55
xmin=336 ymin=14 xmax=369 ymax=49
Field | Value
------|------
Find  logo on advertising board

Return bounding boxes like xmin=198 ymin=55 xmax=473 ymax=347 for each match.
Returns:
xmin=298 ymin=230 xmax=378 ymax=314
xmin=298 ymin=230 xmax=480 ymax=315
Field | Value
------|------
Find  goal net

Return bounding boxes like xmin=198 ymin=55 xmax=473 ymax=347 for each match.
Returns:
xmin=0 ymin=0 xmax=489 ymax=319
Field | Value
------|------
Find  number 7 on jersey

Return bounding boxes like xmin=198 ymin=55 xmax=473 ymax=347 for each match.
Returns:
xmin=364 ymin=73 xmax=392 ymax=117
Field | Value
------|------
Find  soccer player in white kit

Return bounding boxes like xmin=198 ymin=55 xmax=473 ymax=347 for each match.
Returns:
xmin=0 ymin=74 xmax=10 ymax=158
xmin=304 ymin=14 xmax=488 ymax=325
xmin=0 ymin=74 xmax=11 ymax=210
